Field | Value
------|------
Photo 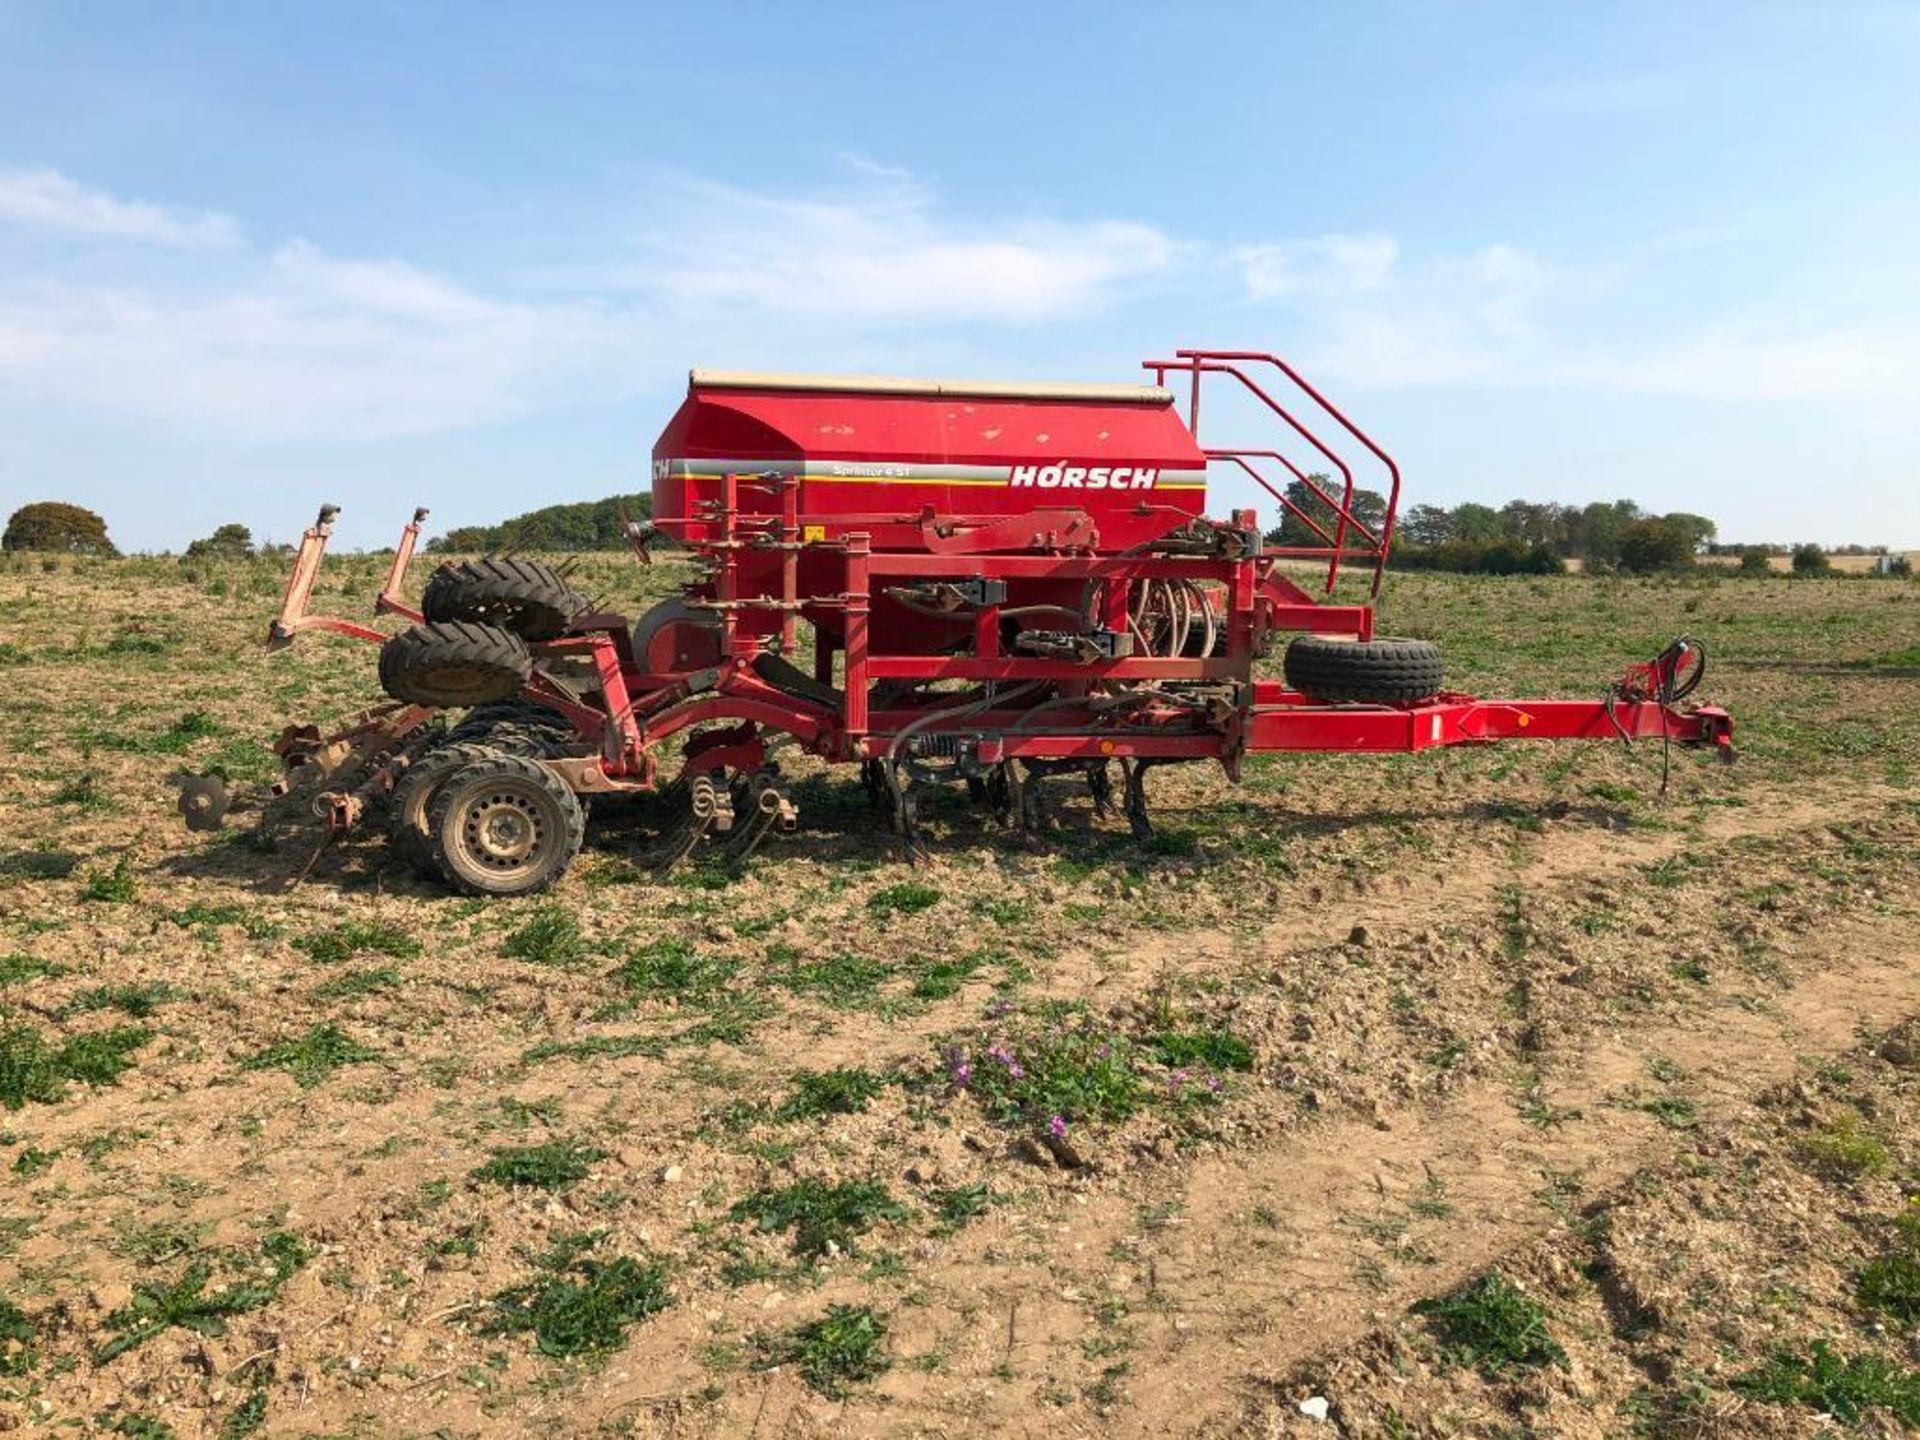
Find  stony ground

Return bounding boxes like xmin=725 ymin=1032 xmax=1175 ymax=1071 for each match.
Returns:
xmin=1 ymin=552 xmax=1917 ymax=1438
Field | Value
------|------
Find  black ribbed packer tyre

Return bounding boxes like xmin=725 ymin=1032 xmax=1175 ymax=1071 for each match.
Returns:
xmin=426 ymin=752 xmax=584 ymax=897
xmin=378 ymin=621 xmax=531 ymax=708
xmin=390 ymin=740 xmax=518 ymax=876
xmin=421 ymin=558 xmax=585 ymax=642
xmin=1283 ymin=635 xmax=1446 ymax=704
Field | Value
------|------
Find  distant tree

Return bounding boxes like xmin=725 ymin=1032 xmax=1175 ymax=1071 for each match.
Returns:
xmin=2 ymin=501 xmax=117 ymax=555
xmin=1883 ymin=554 xmax=1912 ymax=578
xmin=1449 ymin=502 xmax=1505 ymax=542
xmin=1791 ymin=544 xmax=1834 ymax=577
xmin=1737 ymin=548 xmax=1774 ymax=576
xmin=1398 ymin=504 xmax=1455 ymax=548
xmin=1269 ymin=476 xmax=1387 ymax=548
xmin=183 ymin=523 xmax=255 ymax=560
xmin=1617 ymin=518 xmax=1697 ymax=573
xmin=1661 ymin=512 xmax=1717 ymax=554
xmin=429 ymin=493 xmax=654 ymax=553
xmin=1389 ymin=539 xmax=1565 ymax=576
xmin=1579 ymin=499 xmax=1641 ymax=569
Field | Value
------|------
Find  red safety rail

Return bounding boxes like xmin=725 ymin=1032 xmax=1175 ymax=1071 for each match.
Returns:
xmin=1143 ymin=349 xmax=1402 ymax=598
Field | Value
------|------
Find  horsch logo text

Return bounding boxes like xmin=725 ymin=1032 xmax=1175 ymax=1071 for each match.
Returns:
xmin=1008 ymin=465 xmax=1159 ymax=490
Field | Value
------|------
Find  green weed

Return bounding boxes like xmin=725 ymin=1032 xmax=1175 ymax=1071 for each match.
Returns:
xmin=1734 ymin=1340 xmax=1920 ymax=1425
xmin=0 ymin=1296 xmax=35 ymax=1375
xmin=98 ymin=1232 xmax=310 ymax=1362
xmin=1412 ymin=1272 xmax=1566 ymax=1376
xmin=313 ymin=965 xmax=402 ymax=999
xmin=929 ymin=1181 xmax=992 ymax=1232
xmin=81 ymin=854 xmax=140 ymax=903
xmin=1798 ymin=1112 xmax=1890 ymax=1179
xmin=615 ymin=937 xmax=737 ymax=999
xmin=731 ymin=1178 xmax=909 ymax=1257
xmin=472 ymin=1138 xmax=606 ymax=1191
xmin=758 ymin=1304 xmax=889 ymax=1398
xmin=50 ymin=773 xmax=112 ymax=811
xmin=1858 ymin=1202 xmax=1920 ymax=1322
xmin=65 ymin=981 xmax=182 ymax=1018
xmin=0 ymin=1022 xmax=149 ymax=1108
xmin=503 ymin=905 xmax=585 ymax=966
xmin=1150 ymin=1028 xmax=1254 ymax=1072
xmin=0 ymin=953 xmax=65 ymax=985
xmin=293 ymin=919 xmax=420 ymax=964
xmin=867 ymin=882 xmax=941 ymax=917
xmin=480 ymin=1231 xmax=671 ymax=1358
xmin=242 ymin=1023 xmax=380 ymax=1088
xmin=776 ymin=1067 xmax=887 ymax=1121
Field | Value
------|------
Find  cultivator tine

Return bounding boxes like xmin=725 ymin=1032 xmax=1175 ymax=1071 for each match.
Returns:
xmin=1086 ymin=761 xmax=1116 ymax=817
xmin=1122 ymin=759 xmax=1156 ymax=842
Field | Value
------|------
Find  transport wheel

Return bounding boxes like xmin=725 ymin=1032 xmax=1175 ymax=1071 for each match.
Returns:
xmin=421 ymin=558 xmax=586 ymax=642
xmin=1283 ymin=635 xmax=1446 ymax=704
xmin=379 ymin=621 xmax=531 ymax=708
xmin=426 ymin=752 xmax=584 ymax=897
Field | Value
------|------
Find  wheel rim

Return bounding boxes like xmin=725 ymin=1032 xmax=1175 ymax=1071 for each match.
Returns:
xmin=449 ymin=780 xmax=555 ymax=883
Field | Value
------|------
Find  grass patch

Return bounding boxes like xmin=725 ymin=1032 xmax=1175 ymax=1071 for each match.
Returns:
xmin=502 ymin=905 xmax=586 ymax=966
xmin=1412 ymin=1272 xmax=1566 ymax=1376
xmin=614 ymin=937 xmax=737 ymax=999
xmin=758 ymin=1304 xmax=889 ymax=1398
xmin=1797 ymin=1111 xmax=1890 ymax=1179
xmin=731 ymin=1178 xmax=909 ymax=1257
xmin=1858 ymin=1202 xmax=1920 ymax=1323
xmin=775 ymin=1066 xmax=887 ymax=1121
xmin=0 ymin=952 xmax=66 ymax=985
xmin=293 ymin=919 xmax=420 ymax=964
xmin=867 ymin=882 xmax=941 ymax=917
xmin=1734 ymin=1340 xmax=1920 ymax=1426
xmin=0 ymin=1296 xmax=35 ymax=1375
xmin=770 ymin=946 xmax=892 ymax=1007
xmin=313 ymin=965 xmax=402 ymax=999
xmin=472 ymin=1138 xmax=606 ymax=1192
xmin=98 ymin=1232 xmax=311 ymax=1362
xmin=65 ymin=981 xmax=182 ymax=1019
xmin=1150 ymin=1028 xmax=1255 ymax=1072
xmin=81 ymin=854 xmax=140 ymax=903
xmin=480 ymin=1231 xmax=671 ymax=1358
xmin=242 ymin=1024 xmax=380 ymax=1088
xmin=50 ymin=773 xmax=112 ymax=811
xmin=0 ymin=1022 xmax=149 ymax=1108
xmin=929 ymin=1181 xmax=992 ymax=1233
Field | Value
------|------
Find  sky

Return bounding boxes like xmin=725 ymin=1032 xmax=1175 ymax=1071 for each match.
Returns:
xmin=1 ymin=1 xmax=1916 ymax=552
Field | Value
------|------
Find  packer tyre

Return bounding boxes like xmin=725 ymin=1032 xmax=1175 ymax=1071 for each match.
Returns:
xmin=378 ymin=622 xmax=531 ymax=708
xmin=1283 ymin=635 xmax=1446 ymax=704
xmin=446 ymin=701 xmax=574 ymax=748
xmin=421 ymin=558 xmax=585 ymax=642
xmin=389 ymin=740 xmax=513 ymax=875
xmin=426 ymin=753 xmax=584 ymax=897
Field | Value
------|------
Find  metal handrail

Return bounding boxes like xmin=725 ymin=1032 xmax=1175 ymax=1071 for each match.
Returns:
xmin=1144 ymin=348 xmax=1402 ymax=597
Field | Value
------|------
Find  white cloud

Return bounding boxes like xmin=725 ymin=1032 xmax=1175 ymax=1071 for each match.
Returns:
xmin=636 ymin=174 xmax=1176 ymax=324
xmin=0 ymin=167 xmax=241 ymax=247
xmin=0 ymin=256 xmax=630 ymax=443
xmin=1233 ymin=233 xmax=1399 ymax=301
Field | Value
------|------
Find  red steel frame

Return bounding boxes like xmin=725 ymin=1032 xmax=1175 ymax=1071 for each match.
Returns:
xmin=263 ymin=347 xmax=1733 ymax=819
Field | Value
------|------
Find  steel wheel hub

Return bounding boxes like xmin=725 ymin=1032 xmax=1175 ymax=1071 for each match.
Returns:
xmin=461 ymin=787 xmax=547 ymax=871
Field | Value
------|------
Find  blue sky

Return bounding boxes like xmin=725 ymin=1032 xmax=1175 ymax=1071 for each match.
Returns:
xmin=1 ymin=1 xmax=1916 ymax=551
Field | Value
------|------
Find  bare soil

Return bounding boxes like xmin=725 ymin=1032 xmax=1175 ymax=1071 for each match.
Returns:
xmin=1 ymin=553 xmax=1917 ymax=1438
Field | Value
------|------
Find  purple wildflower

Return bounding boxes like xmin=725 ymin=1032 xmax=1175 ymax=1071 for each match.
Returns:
xmin=946 ymin=1046 xmax=973 ymax=1088
xmin=1167 ymin=1068 xmax=1190 ymax=1095
xmin=1048 ymin=1114 xmax=1069 ymax=1141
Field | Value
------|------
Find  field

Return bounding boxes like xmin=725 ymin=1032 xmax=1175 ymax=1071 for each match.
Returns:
xmin=2 ymin=552 xmax=1919 ymax=1438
